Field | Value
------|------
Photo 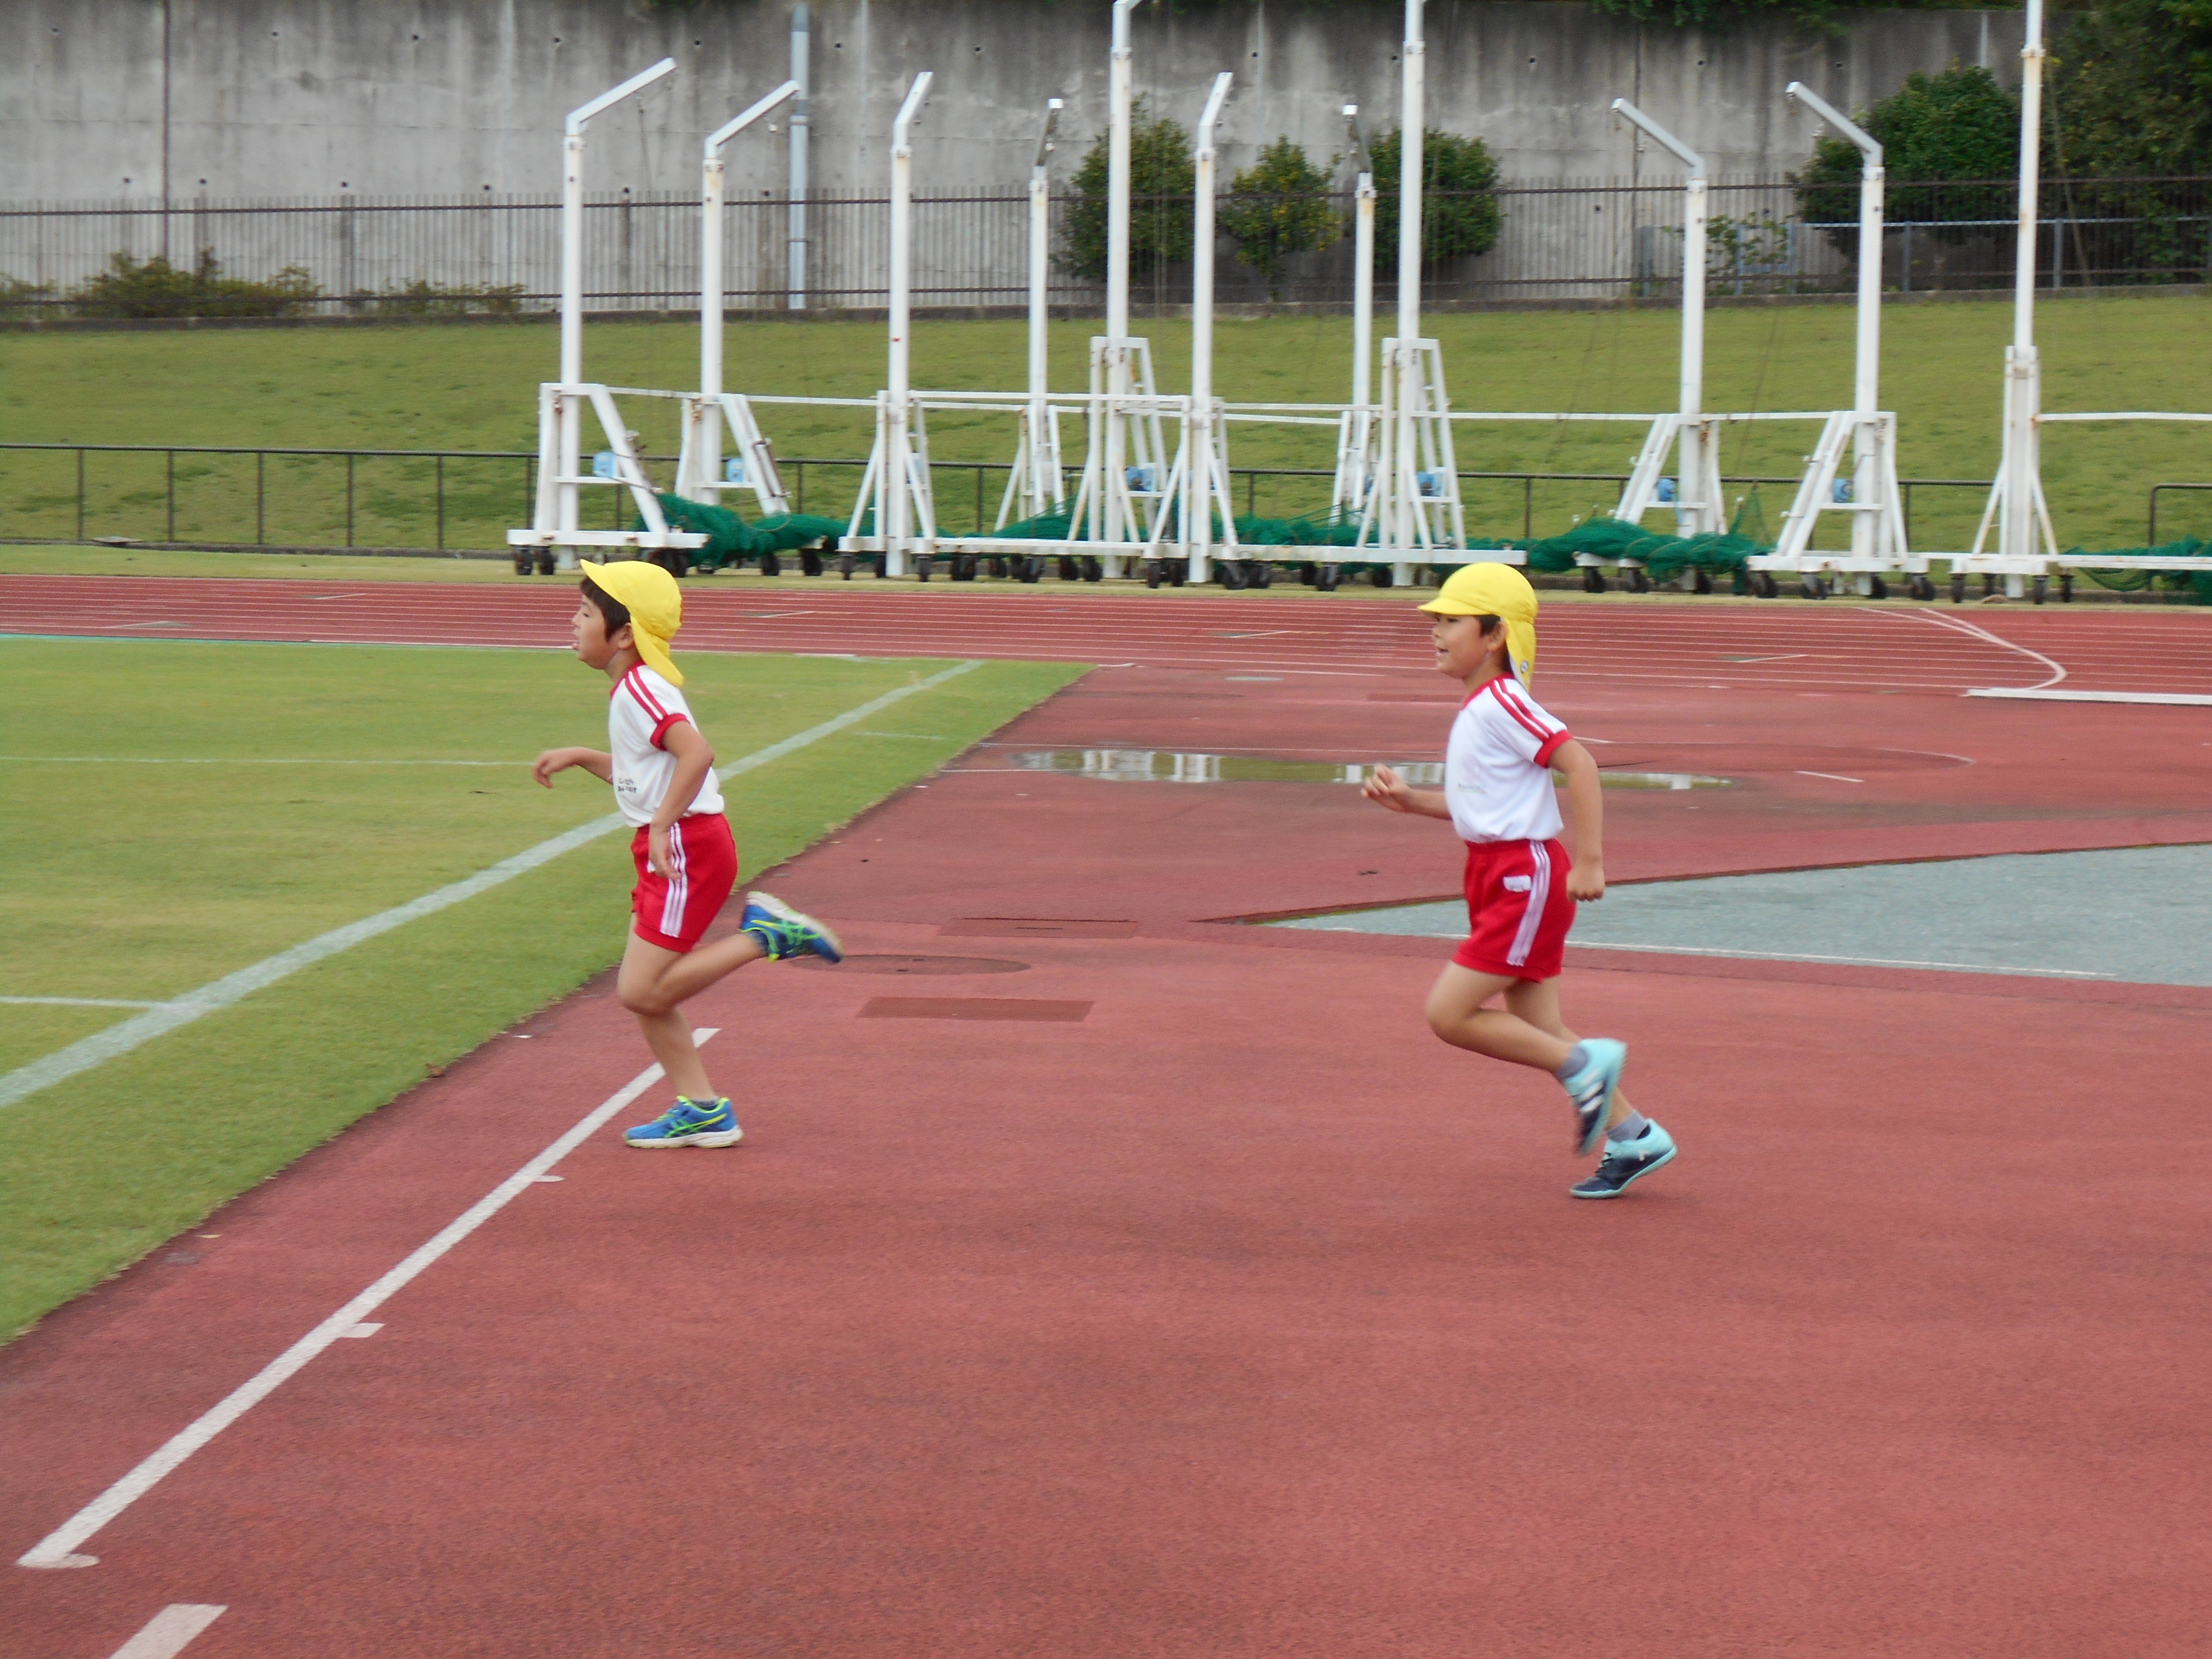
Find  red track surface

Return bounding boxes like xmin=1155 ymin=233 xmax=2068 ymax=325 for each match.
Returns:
xmin=8 ymin=571 xmax=2212 ymax=695
xmin=6 ymin=583 xmax=2212 ymax=1657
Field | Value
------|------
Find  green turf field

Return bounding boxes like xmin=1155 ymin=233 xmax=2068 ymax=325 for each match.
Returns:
xmin=2 ymin=292 xmax=2206 ymax=554
xmin=0 ymin=638 xmax=1083 ymax=1340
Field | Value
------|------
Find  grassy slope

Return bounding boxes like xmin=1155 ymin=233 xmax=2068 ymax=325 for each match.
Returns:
xmin=0 ymin=640 xmax=1084 ymax=1338
xmin=0 ymin=294 xmax=2206 ymax=550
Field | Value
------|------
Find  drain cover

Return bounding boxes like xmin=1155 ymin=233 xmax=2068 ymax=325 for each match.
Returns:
xmin=860 ymin=997 xmax=1092 ymax=1022
xmin=793 ymin=954 xmax=1030 ymax=975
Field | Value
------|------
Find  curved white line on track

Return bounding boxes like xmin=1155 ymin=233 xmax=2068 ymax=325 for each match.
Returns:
xmin=1869 ymin=605 xmax=2068 ymax=691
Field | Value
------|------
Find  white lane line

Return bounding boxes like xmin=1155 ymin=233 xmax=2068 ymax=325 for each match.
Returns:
xmin=1796 ymin=770 xmax=1866 ymax=784
xmin=0 ymin=756 xmax=526 ymax=766
xmin=0 ymin=662 xmax=980 ymax=1112
xmin=1969 ymin=687 xmax=2212 ymax=707
xmin=106 ymin=1605 xmax=227 ymax=1659
xmin=339 ymin=1323 xmax=382 ymax=1339
xmin=0 ymin=996 xmax=166 ymax=1009
xmin=1572 ymin=940 xmax=2115 ymax=978
xmin=1877 ymin=605 xmax=2069 ymax=692
xmin=15 ymin=1039 xmax=711 ymax=1571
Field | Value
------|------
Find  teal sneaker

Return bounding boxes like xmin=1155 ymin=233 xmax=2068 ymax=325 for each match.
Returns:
xmin=623 ymin=1096 xmax=743 ymax=1149
xmin=740 ymin=891 xmax=844 ymax=963
xmin=1559 ymin=1038 xmax=1628 ymax=1157
xmin=1571 ymin=1121 xmax=1677 ymax=1198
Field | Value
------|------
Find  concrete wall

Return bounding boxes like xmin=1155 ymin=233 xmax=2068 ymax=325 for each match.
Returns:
xmin=5 ymin=0 xmax=2027 ymax=204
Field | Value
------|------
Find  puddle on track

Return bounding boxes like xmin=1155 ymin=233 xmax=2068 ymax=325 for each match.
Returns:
xmin=969 ymin=751 xmax=1733 ymax=788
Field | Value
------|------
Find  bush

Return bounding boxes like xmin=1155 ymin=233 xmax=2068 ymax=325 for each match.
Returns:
xmin=1219 ymin=137 xmax=1343 ymax=289
xmin=1790 ymin=66 xmax=2023 ymax=238
xmin=365 ymin=280 xmax=526 ymax=317
xmin=2051 ymin=0 xmax=2212 ymax=179
xmin=0 ymin=275 xmax=57 ymax=314
xmin=72 ymin=250 xmax=321 ymax=319
xmin=1368 ymin=128 xmax=1503 ymax=273
xmin=1060 ymin=102 xmax=1197 ymax=281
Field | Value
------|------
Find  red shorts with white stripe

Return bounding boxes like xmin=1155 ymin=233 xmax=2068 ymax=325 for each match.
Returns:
xmin=629 ymin=813 xmax=739 ymax=953
xmin=1453 ymin=837 xmax=1576 ymax=981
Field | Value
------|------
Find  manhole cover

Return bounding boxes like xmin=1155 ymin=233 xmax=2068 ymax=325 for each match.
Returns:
xmin=792 ymin=954 xmax=1030 ymax=975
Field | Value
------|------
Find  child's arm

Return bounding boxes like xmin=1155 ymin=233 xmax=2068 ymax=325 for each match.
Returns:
xmin=645 ymin=721 xmax=718 ymax=879
xmin=1360 ymin=764 xmax=1453 ymax=820
xmin=1552 ymin=740 xmax=1606 ymax=901
xmin=533 ymin=747 xmax=613 ymax=787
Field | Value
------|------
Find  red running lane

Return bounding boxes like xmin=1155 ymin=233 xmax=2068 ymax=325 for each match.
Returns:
xmin=15 ymin=571 xmax=2209 ymax=693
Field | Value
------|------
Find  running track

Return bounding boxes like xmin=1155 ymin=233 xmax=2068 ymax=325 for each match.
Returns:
xmin=8 ymin=573 xmax=2212 ymax=695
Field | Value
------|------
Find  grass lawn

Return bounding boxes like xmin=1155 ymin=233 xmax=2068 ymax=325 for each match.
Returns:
xmin=1 ymin=293 xmax=2207 ymax=554
xmin=0 ymin=638 xmax=1084 ymax=1340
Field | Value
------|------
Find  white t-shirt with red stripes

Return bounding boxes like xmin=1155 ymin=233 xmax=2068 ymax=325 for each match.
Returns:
xmin=607 ymin=665 xmax=725 ymax=828
xmin=1443 ymin=676 xmax=1575 ymax=844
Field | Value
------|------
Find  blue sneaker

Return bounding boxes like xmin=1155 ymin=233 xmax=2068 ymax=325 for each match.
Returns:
xmin=740 ymin=891 xmax=843 ymax=963
xmin=623 ymin=1096 xmax=743 ymax=1149
xmin=1571 ymin=1121 xmax=1678 ymax=1198
xmin=1559 ymin=1038 xmax=1628 ymax=1157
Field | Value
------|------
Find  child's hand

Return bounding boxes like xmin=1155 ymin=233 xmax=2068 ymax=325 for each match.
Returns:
xmin=532 ymin=748 xmax=576 ymax=788
xmin=1567 ymin=859 xmax=1606 ymax=902
xmin=1361 ymin=765 xmax=1418 ymax=813
xmin=648 ymin=822 xmax=674 ymax=881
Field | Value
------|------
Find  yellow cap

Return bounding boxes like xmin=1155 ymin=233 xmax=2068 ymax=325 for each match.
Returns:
xmin=581 ymin=559 xmax=685 ymax=686
xmin=1419 ymin=562 xmax=1538 ymax=686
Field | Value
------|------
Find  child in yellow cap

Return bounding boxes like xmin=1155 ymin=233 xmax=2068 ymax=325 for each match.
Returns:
xmin=1360 ymin=562 xmax=1676 ymax=1198
xmin=532 ymin=559 xmax=844 ymax=1149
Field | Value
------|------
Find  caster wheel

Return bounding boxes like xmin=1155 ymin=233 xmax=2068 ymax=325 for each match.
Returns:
xmin=1300 ymin=564 xmax=1318 ymax=586
xmin=513 ymin=552 xmax=534 ymax=576
xmin=1800 ymin=575 xmax=1826 ymax=600
xmin=1950 ymin=574 xmax=1966 ymax=603
xmin=1169 ymin=559 xmax=1187 ymax=587
xmin=1370 ymin=565 xmax=1394 ymax=590
xmin=1628 ymin=568 xmax=1650 ymax=594
xmin=954 ymin=555 xmax=979 ymax=581
xmin=1316 ymin=563 xmax=1341 ymax=592
xmin=1868 ymin=574 xmax=1888 ymax=600
xmin=1056 ymin=556 xmax=1080 ymax=582
xmin=535 ymin=553 xmax=557 ymax=576
xmin=987 ymin=556 xmax=1008 ymax=579
xmin=1081 ymin=556 xmax=1103 ymax=583
xmin=1581 ymin=566 xmax=1607 ymax=594
xmin=800 ymin=550 xmax=823 ymax=577
xmin=1749 ymin=571 xmax=1774 ymax=599
xmin=1982 ymin=574 xmax=1998 ymax=597
xmin=1692 ymin=567 xmax=1714 ymax=595
xmin=2031 ymin=575 xmax=2048 ymax=605
xmin=1022 ymin=556 xmax=1045 ymax=584
xmin=1220 ymin=560 xmax=1249 ymax=591
xmin=759 ymin=551 xmax=781 ymax=577
xmin=838 ymin=553 xmax=856 ymax=580
xmin=2059 ymin=573 xmax=2074 ymax=603
xmin=1144 ymin=559 xmax=1164 ymax=589
xmin=1251 ymin=561 xmax=1273 ymax=589
xmin=650 ymin=550 xmax=691 ymax=578
xmin=1908 ymin=574 xmax=1934 ymax=601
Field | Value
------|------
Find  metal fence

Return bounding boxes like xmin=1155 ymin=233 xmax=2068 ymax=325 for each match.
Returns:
xmin=3 ymin=177 xmax=2206 ymax=317
xmin=0 ymin=440 xmax=2050 ymax=557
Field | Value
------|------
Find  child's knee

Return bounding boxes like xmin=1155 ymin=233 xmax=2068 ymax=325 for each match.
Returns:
xmin=617 ymin=974 xmax=672 ymax=1016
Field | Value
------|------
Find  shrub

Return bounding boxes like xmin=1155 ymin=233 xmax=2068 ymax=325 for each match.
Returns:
xmin=365 ymin=280 xmax=527 ymax=316
xmin=1219 ymin=137 xmax=1343 ymax=289
xmin=72 ymin=250 xmax=320 ymax=319
xmin=1368 ymin=128 xmax=1503 ymax=272
xmin=1061 ymin=102 xmax=1197 ymax=281
xmin=1790 ymin=66 xmax=2023 ymax=239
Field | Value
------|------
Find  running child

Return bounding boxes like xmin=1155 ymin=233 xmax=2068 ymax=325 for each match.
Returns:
xmin=1359 ymin=563 xmax=1676 ymax=1198
xmin=532 ymin=559 xmax=842 ymax=1149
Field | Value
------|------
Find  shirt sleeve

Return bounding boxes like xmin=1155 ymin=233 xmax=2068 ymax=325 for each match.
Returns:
xmin=620 ymin=669 xmax=693 ymax=750
xmin=1485 ymin=681 xmax=1575 ymax=769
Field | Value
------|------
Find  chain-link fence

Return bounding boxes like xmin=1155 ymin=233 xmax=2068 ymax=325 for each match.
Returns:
xmin=3 ymin=177 xmax=2205 ymax=318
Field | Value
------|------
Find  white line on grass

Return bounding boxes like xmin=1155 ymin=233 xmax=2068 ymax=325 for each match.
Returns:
xmin=0 ymin=996 xmax=167 ymax=1009
xmin=106 ymin=1604 xmax=227 ymax=1659
xmin=0 ymin=756 xmax=528 ymax=766
xmin=16 ymin=1039 xmax=711 ymax=1571
xmin=0 ymin=661 xmax=981 ymax=1112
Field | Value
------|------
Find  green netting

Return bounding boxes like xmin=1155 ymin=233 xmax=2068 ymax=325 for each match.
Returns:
xmin=635 ymin=494 xmax=845 ymax=570
xmin=2065 ymin=537 xmax=2212 ymax=603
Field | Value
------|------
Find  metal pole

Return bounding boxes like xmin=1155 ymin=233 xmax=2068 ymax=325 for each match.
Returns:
xmin=345 ymin=453 xmax=355 ymax=548
xmin=700 ymin=82 xmax=800 ymax=502
xmin=1190 ymin=72 xmax=1234 ymax=578
xmin=1392 ymin=0 xmax=1425 ymax=556
xmin=1999 ymin=0 xmax=2047 ymax=577
xmin=436 ymin=454 xmax=446 ymax=550
xmin=1030 ymin=99 xmax=1063 ymax=516
xmin=1612 ymin=100 xmax=1711 ymax=533
xmin=787 ymin=3 xmax=810 ymax=311
xmin=1347 ymin=105 xmax=1373 ymax=413
xmin=167 ymin=450 xmax=176 ymax=542
xmin=256 ymin=450 xmax=264 ymax=546
xmin=1789 ymin=82 xmax=1883 ymax=562
xmin=76 ymin=448 xmax=85 ymax=541
xmin=1108 ymin=0 xmax=1137 ymax=342
xmin=887 ymin=71 xmax=932 ymax=577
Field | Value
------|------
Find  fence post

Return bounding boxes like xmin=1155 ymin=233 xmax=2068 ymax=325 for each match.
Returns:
xmin=1523 ymin=475 xmax=1533 ymax=541
xmin=436 ymin=455 xmax=446 ymax=551
xmin=75 ymin=448 xmax=85 ymax=541
xmin=256 ymin=451 xmax=265 ymax=545
xmin=346 ymin=453 xmax=356 ymax=547
xmin=167 ymin=450 xmax=176 ymax=542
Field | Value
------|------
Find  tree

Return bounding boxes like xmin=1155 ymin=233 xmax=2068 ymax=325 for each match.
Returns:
xmin=1061 ymin=102 xmax=1196 ymax=281
xmin=2051 ymin=0 xmax=2212 ymax=178
xmin=1368 ymin=128 xmax=1503 ymax=273
xmin=1218 ymin=137 xmax=1343 ymax=290
xmin=1790 ymin=65 xmax=2023 ymax=240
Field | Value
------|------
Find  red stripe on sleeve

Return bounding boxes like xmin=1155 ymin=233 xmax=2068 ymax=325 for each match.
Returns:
xmin=622 ymin=668 xmax=671 ymax=724
xmin=1485 ymin=679 xmax=1556 ymax=743
xmin=1534 ymin=729 xmax=1573 ymax=768
xmin=650 ymin=712 xmax=691 ymax=750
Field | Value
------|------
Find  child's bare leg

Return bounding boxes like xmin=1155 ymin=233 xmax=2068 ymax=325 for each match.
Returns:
xmin=650 ymin=928 xmax=766 ymax=1006
xmin=1503 ymin=978 xmax=1636 ymax=1130
xmin=1425 ymin=964 xmax=1576 ymax=1070
xmin=617 ymin=933 xmax=726 ymax=1099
